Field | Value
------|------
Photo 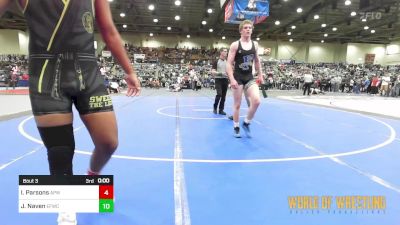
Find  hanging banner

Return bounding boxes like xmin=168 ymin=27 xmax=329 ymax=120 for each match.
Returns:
xmin=225 ymin=0 xmax=269 ymax=24
xmin=263 ymin=48 xmax=272 ymax=56
xmin=365 ymin=54 xmax=375 ymax=64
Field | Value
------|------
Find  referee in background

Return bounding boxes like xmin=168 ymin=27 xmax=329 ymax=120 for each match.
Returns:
xmin=211 ymin=48 xmax=229 ymax=115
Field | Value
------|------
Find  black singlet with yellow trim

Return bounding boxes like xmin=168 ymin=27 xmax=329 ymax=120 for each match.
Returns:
xmin=24 ymin=0 xmax=95 ymax=54
xmin=233 ymin=40 xmax=256 ymax=86
xmin=24 ymin=0 xmax=113 ymax=116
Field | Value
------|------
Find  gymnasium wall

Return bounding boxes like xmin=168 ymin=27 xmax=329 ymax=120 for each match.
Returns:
xmin=309 ymin=43 xmax=344 ymax=63
xmin=0 ymin=30 xmax=21 ymax=55
xmin=18 ymin=31 xmax=29 ymax=55
xmin=276 ymin=41 xmax=307 ymax=62
xmin=384 ymin=41 xmax=400 ymax=65
xmin=346 ymin=43 xmax=386 ymax=65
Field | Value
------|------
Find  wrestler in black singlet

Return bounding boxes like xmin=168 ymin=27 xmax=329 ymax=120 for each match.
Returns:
xmin=233 ymin=40 xmax=256 ymax=89
xmin=24 ymin=0 xmax=112 ymax=115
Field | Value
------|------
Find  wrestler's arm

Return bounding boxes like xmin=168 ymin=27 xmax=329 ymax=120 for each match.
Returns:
xmin=253 ymin=41 xmax=264 ymax=83
xmin=226 ymin=41 xmax=238 ymax=88
xmin=0 ymin=0 xmax=13 ymax=16
xmin=95 ymin=0 xmax=140 ymax=96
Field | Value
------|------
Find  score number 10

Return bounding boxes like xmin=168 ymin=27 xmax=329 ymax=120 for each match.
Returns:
xmin=99 ymin=185 xmax=113 ymax=213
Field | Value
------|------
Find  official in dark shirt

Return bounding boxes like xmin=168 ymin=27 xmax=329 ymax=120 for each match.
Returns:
xmin=211 ymin=48 xmax=229 ymax=115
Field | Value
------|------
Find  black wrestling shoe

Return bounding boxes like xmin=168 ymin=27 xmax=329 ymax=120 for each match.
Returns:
xmin=233 ymin=127 xmax=241 ymax=138
xmin=219 ymin=110 xmax=227 ymax=115
xmin=242 ymin=122 xmax=251 ymax=137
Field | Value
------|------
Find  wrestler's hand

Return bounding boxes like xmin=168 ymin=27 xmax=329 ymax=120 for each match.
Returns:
xmin=257 ymin=74 xmax=264 ymax=85
xmin=125 ymin=73 xmax=141 ymax=97
xmin=230 ymin=79 xmax=239 ymax=89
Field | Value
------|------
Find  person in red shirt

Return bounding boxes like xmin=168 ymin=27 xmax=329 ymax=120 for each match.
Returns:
xmin=371 ymin=75 xmax=379 ymax=94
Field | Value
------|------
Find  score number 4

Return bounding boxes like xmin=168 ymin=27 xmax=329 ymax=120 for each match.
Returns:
xmin=99 ymin=185 xmax=114 ymax=213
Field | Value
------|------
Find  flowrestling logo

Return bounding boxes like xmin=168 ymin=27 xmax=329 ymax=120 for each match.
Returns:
xmin=359 ymin=12 xmax=382 ymax=20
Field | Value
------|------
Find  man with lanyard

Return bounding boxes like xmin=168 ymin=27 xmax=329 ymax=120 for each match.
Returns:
xmin=226 ymin=19 xmax=263 ymax=138
xmin=211 ymin=48 xmax=229 ymax=115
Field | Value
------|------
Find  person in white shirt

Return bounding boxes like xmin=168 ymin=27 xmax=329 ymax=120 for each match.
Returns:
xmin=380 ymin=75 xmax=390 ymax=97
xmin=303 ymin=69 xmax=313 ymax=96
xmin=100 ymin=66 xmax=107 ymax=76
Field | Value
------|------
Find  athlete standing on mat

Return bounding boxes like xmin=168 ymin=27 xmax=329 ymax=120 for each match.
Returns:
xmin=226 ymin=19 xmax=263 ymax=138
xmin=1 ymin=0 xmax=140 ymax=224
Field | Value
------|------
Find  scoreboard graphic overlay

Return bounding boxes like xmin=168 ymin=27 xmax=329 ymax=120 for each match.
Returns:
xmin=19 ymin=175 xmax=114 ymax=213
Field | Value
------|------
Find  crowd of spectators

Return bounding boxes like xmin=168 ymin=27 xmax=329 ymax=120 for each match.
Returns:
xmin=121 ymin=44 xmax=220 ymax=64
xmin=262 ymin=62 xmax=400 ymax=97
xmin=0 ymin=55 xmax=29 ymax=89
xmin=1 ymin=45 xmax=400 ymax=98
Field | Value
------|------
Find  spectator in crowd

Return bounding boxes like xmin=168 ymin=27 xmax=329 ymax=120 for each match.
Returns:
xmin=380 ymin=74 xmax=391 ymax=97
xmin=303 ymin=69 xmax=313 ymax=96
xmin=371 ymin=75 xmax=379 ymax=94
